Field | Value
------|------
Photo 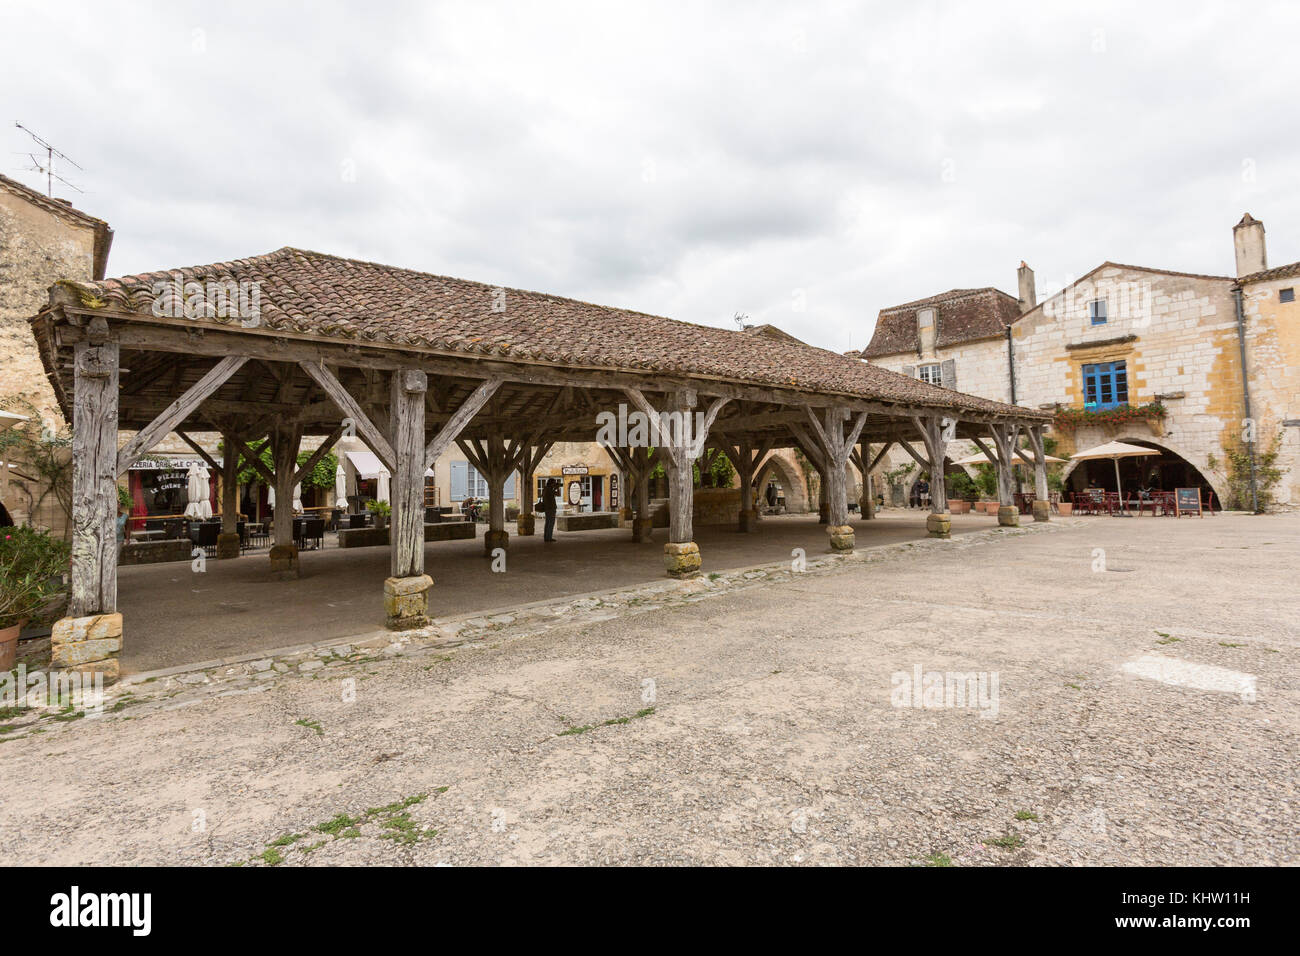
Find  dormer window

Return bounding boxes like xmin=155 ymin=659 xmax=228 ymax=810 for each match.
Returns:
xmin=1089 ymin=298 xmax=1108 ymax=325
xmin=917 ymin=308 xmax=935 ymax=330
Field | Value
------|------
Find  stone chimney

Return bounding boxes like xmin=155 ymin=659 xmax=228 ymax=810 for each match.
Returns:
xmin=1234 ymin=213 xmax=1267 ymax=277
xmin=1017 ymin=261 xmax=1036 ymax=313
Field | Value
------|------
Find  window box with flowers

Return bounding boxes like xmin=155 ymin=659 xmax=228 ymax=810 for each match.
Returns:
xmin=1053 ymin=401 xmax=1167 ymax=435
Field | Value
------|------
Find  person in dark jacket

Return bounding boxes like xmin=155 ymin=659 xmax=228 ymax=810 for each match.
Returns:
xmin=542 ymin=478 xmax=560 ymax=542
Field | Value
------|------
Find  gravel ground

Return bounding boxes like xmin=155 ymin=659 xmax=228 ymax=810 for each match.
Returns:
xmin=2 ymin=513 xmax=1296 ymax=866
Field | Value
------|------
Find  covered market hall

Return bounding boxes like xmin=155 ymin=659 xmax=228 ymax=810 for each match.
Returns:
xmin=31 ymin=247 xmax=1050 ymax=677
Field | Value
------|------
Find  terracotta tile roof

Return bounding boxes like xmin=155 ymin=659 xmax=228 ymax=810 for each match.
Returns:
xmin=0 ymin=173 xmax=114 ymax=279
xmin=1239 ymin=260 xmax=1300 ymax=284
xmin=57 ymin=247 xmax=1043 ymax=419
xmin=863 ymin=287 xmax=1020 ymax=358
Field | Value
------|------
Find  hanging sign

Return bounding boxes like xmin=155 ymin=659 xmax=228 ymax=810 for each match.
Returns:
xmin=562 ymin=465 xmax=589 ymax=476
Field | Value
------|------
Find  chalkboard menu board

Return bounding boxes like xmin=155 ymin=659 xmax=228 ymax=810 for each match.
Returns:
xmin=1175 ymin=487 xmax=1202 ymax=516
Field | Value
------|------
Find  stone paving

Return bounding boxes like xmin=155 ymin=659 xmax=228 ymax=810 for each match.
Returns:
xmin=1 ymin=512 xmax=1295 ymax=866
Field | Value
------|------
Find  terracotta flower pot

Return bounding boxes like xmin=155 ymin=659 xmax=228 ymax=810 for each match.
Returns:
xmin=0 ymin=622 xmax=22 ymax=671
xmin=1057 ymin=502 xmax=1073 ymax=516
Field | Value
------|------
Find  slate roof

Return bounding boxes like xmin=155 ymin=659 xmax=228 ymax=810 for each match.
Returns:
xmin=51 ymin=246 xmax=1044 ymax=419
xmin=863 ymin=287 xmax=1021 ymax=358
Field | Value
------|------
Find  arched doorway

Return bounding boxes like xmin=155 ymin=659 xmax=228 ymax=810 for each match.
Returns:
xmin=754 ymin=452 xmax=810 ymax=514
xmin=1061 ymin=436 xmax=1224 ymax=510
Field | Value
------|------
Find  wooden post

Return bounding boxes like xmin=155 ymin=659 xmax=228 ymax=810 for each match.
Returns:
xmin=912 ymin=415 xmax=952 ymax=538
xmin=485 ymin=434 xmax=510 ymax=557
xmin=217 ymin=430 xmax=241 ymax=558
xmin=856 ymin=442 xmax=876 ymax=519
xmin=53 ymin=327 xmax=123 ymax=682
xmin=268 ymin=422 xmax=303 ymax=578
xmin=385 ymin=369 xmax=431 ymax=628
xmin=798 ymin=405 xmax=867 ymax=552
xmin=1027 ymin=424 xmax=1051 ymax=521
xmin=624 ymin=387 xmax=729 ymax=577
xmin=68 ymin=336 xmax=120 ymax=618
xmin=981 ymin=424 xmax=1022 ymax=527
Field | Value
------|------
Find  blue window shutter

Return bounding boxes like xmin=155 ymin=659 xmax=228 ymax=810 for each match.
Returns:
xmin=504 ymin=472 xmax=516 ymax=499
xmin=450 ymin=461 xmax=468 ymax=500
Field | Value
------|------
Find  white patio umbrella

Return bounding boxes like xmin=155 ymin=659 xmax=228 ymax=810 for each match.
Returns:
xmin=183 ymin=463 xmax=212 ymax=519
xmin=292 ymin=482 xmax=304 ymax=514
xmin=1069 ymin=440 xmax=1160 ymax=509
xmin=334 ymin=462 xmax=347 ymax=505
xmin=267 ymin=485 xmax=275 ymax=508
xmin=952 ymin=449 xmax=1066 ymax=466
xmin=376 ymin=468 xmax=390 ymax=504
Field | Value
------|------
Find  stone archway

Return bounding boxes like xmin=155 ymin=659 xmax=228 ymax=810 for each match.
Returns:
xmin=754 ymin=450 xmax=810 ymax=513
xmin=1061 ymin=434 xmax=1227 ymax=507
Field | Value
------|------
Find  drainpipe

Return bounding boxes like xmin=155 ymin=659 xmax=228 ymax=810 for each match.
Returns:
xmin=1005 ymin=326 xmax=1018 ymax=405
xmin=1233 ymin=287 xmax=1260 ymax=513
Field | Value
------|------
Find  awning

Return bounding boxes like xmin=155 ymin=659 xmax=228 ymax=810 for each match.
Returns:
xmin=345 ymin=450 xmax=435 ymax=480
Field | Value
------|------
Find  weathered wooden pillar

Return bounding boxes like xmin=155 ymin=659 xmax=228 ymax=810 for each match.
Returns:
xmin=52 ymin=326 xmax=123 ymax=682
xmin=817 ymin=465 xmax=830 ymax=524
xmin=1027 ymin=425 xmax=1051 ymax=522
xmin=912 ymin=415 xmax=952 ymax=538
xmin=632 ymin=446 xmax=653 ymax=542
xmin=795 ymin=405 xmax=866 ymax=553
xmin=385 ymin=369 xmax=431 ymax=628
xmin=269 ymin=422 xmax=303 ymax=578
xmin=217 ymin=431 xmax=241 ymax=558
xmin=859 ymin=442 xmax=875 ymax=520
xmin=983 ymin=424 xmax=1021 ymax=527
xmin=722 ymin=435 xmax=771 ymax=533
xmin=626 ymin=388 xmax=728 ymax=577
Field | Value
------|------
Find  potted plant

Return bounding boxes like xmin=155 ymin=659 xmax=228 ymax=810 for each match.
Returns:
xmin=0 ymin=526 xmax=71 ymax=670
xmin=1049 ymin=473 xmax=1072 ymax=515
xmin=367 ymin=499 xmax=392 ymax=530
xmin=946 ymin=472 xmax=975 ymax=514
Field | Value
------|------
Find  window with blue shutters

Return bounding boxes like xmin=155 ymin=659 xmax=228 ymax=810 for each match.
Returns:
xmin=1082 ymin=361 xmax=1128 ymax=410
xmin=1089 ymin=298 xmax=1108 ymax=325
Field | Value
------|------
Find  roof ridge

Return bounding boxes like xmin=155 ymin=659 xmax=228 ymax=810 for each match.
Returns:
xmin=0 ymin=172 xmax=109 ymax=228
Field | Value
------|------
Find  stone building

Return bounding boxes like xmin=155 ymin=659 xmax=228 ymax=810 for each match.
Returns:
xmin=858 ymin=214 xmax=1300 ymax=510
xmin=1 ymin=174 xmax=113 ymax=531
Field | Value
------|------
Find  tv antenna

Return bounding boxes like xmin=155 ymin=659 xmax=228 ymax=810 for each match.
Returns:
xmin=733 ymin=311 xmax=749 ymax=330
xmin=14 ymin=122 xmax=84 ymax=197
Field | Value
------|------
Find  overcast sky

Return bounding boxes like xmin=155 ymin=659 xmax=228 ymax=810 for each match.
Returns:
xmin=4 ymin=1 xmax=1298 ymax=352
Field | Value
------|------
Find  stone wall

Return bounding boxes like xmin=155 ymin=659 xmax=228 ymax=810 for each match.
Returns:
xmin=1013 ymin=266 xmax=1240 ymax=505
xmin=1 ymin=183 xmax=105 ymax=535
xmin=1240 ymin=275 xmax=1300 ymax=507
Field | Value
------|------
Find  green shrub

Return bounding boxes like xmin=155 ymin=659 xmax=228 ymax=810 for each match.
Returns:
xmin=0 ymin=527 xmax=71 ymax=630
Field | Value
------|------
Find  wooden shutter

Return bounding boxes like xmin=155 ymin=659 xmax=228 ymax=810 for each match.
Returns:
xmin=450 ymin=460 xmax=467 ymax=500
xmin=902 ymin=365 xmax=916 ymax=378
xmin=940 ymin=359 xmax=956 ymax=389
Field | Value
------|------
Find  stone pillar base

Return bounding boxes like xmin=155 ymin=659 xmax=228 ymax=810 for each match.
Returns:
xmin=269 ymin=543 xmax=299 ymax=580
xmin=664 ymin=541 xmax=701 ymax=578
xmin=632 ymin=517 xmax=654 ymax=543
xmin=926 ymin=513 xmax=952 ymax=539
xmin=818 ymin=502 xmax=830 ymax=524
xmin=516 ymin=514 xmax=535 ymax=536
xmin=738 ymin=509 xmax=758 ymax=533
xmin=828 ymin=524 xmax=855 ymax=552
xmin=1032 ymin=500 xmax=1051 ymax=522
xmin=51 ymin=613 xmax=122 ymax=683
xmin=216 ymin=532 xmax=241 ymax=559
xmin=384 ymin=574 xmax=432 ymax=629
xmin=484 ymin=528 xmax=509 ymax=556
xmin=998 ymin=505 xmax=1020 ymax=527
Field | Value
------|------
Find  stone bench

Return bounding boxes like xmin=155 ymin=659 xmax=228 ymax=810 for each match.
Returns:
xmin=337 ymin=522 xmax=477 ymax=549
xmin=120 ymin=539 xmax=193 ymax=565
xmin=555 ymin=511 xmax=619 ymax=532
xmin=425 ymin=521 xmax=475 ymax=542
